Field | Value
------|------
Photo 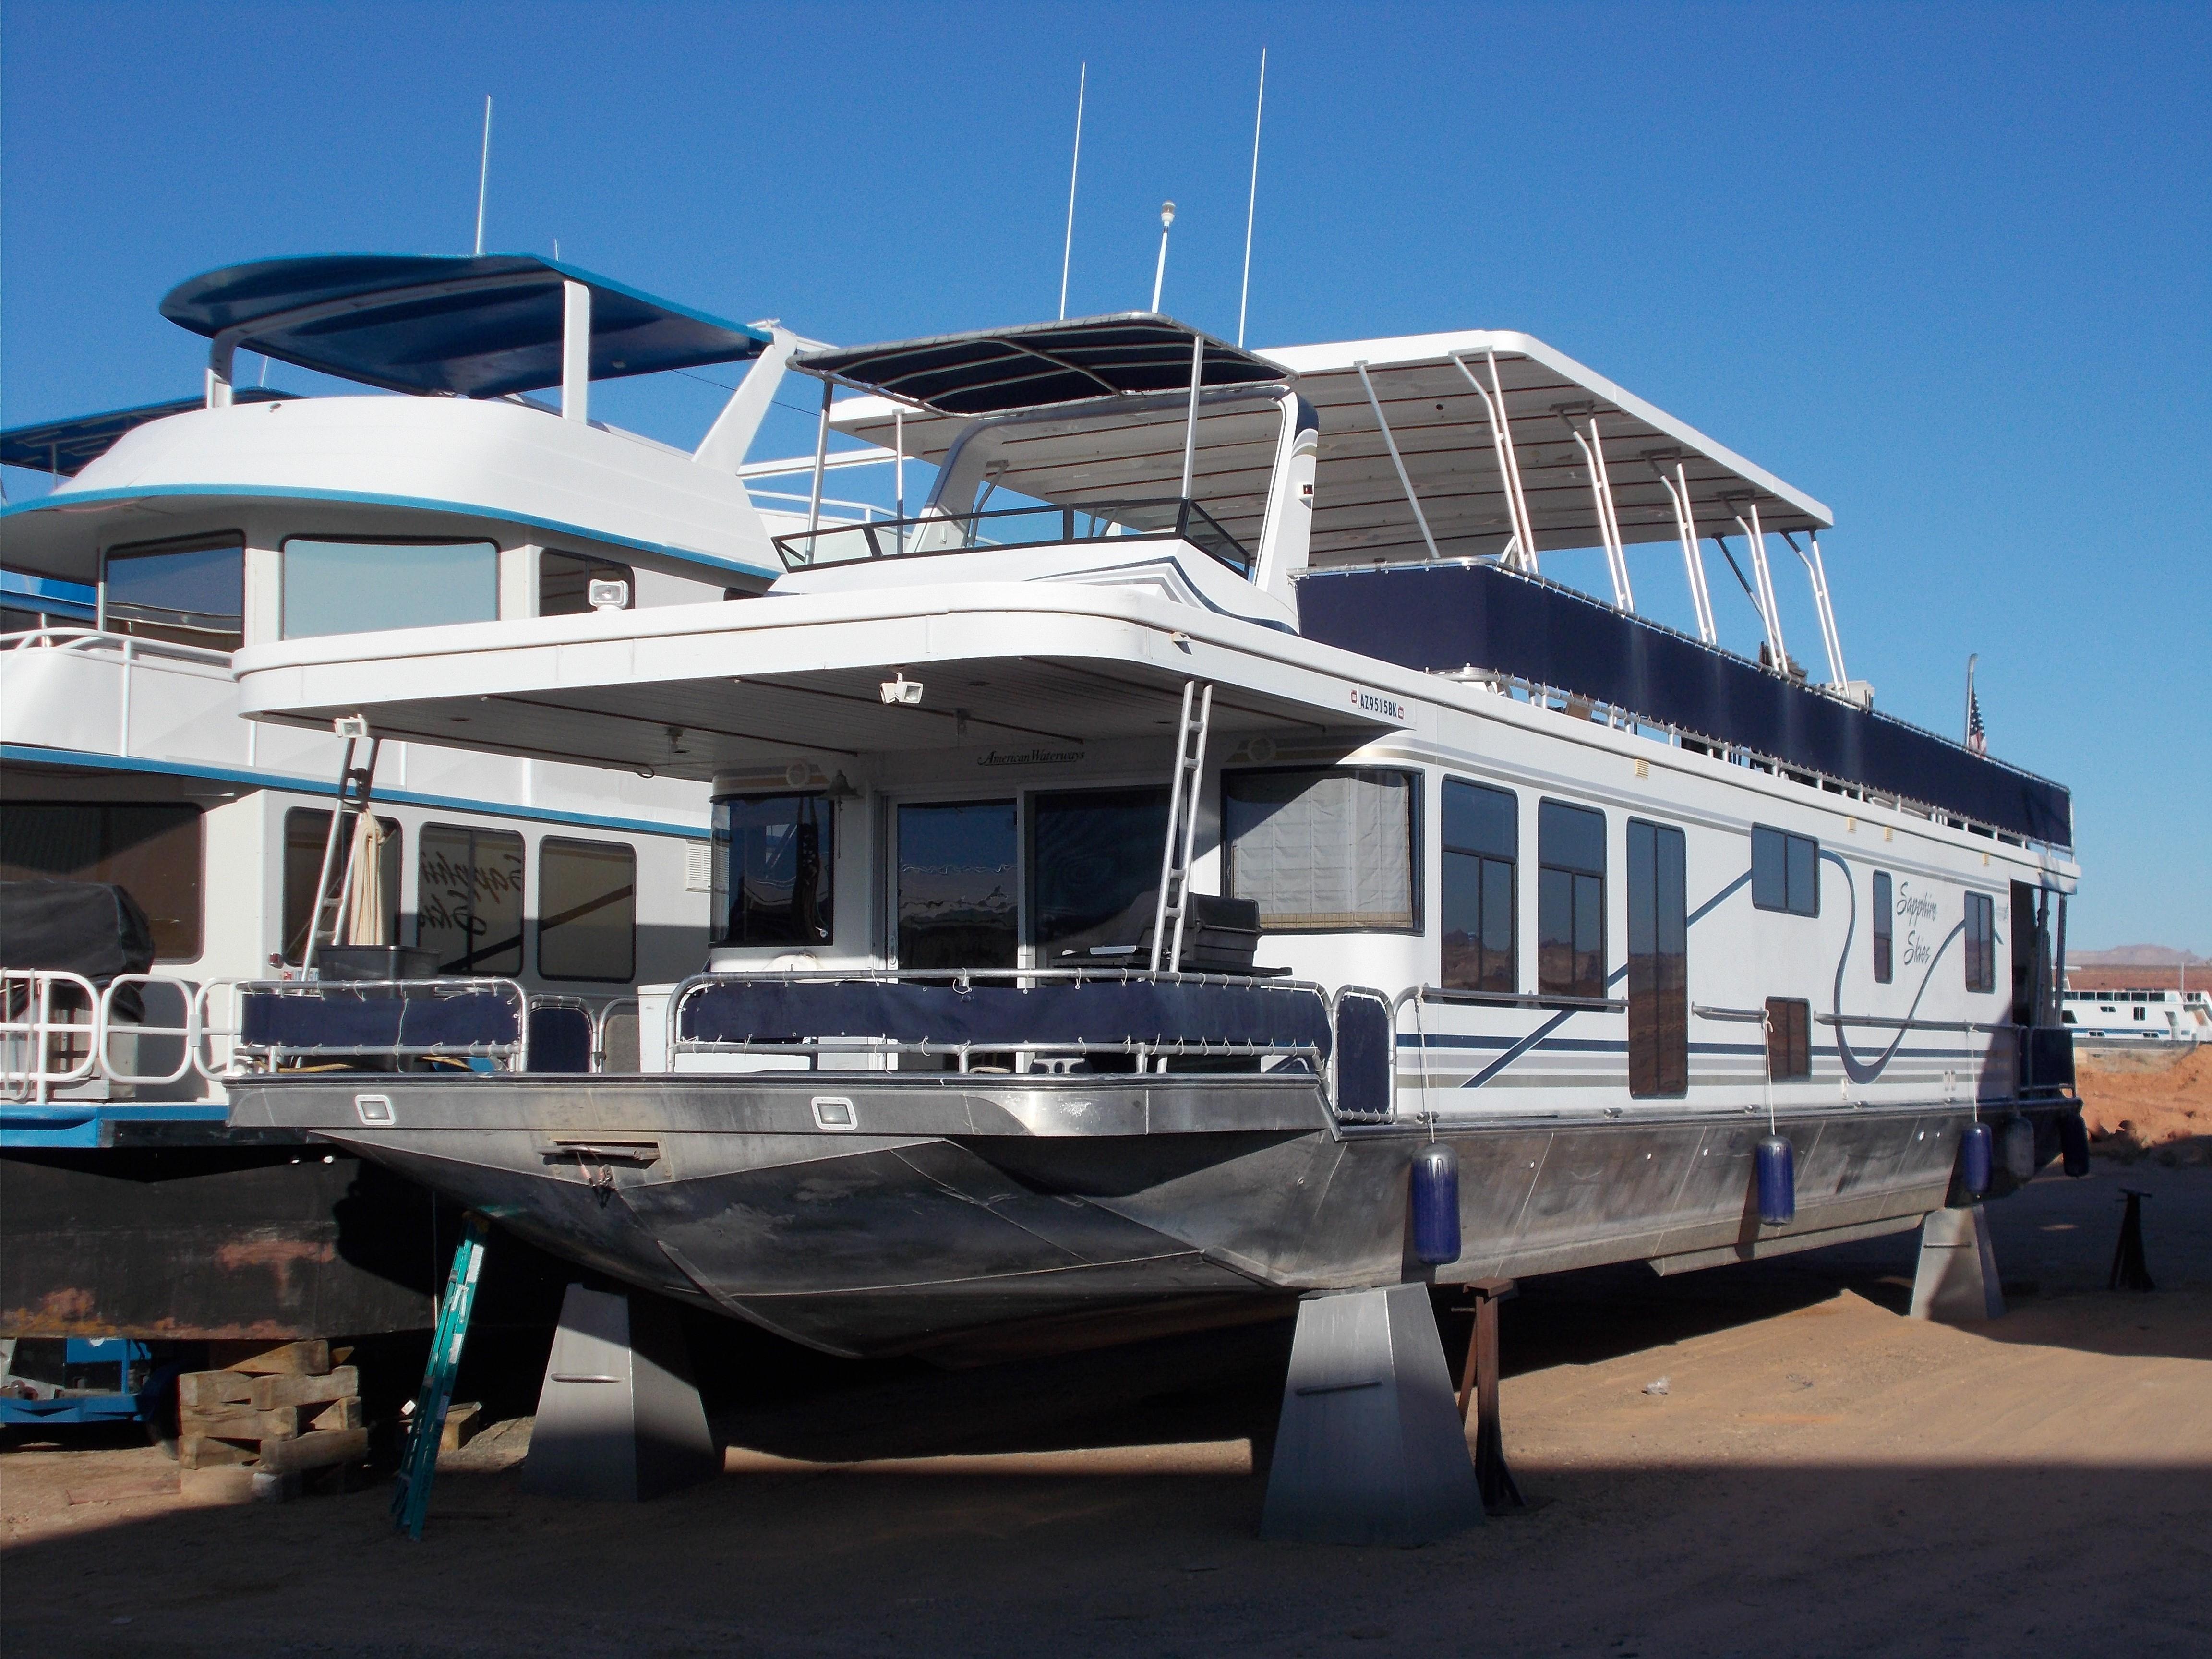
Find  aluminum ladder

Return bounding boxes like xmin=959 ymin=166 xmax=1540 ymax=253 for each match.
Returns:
xmin=391 ymin=1212 xmax=490 ymax=1539
xmin=1149 ymin=680 xmax=1214 ymax=974
xmin=301 ymin=715 xmax=380 ymax=975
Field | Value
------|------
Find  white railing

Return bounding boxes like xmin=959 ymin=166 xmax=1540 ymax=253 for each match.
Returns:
xmin=1 ymin=626 xmax=236 ymax=763
xmin=1 ymin=970 xmax=103 ymax=1104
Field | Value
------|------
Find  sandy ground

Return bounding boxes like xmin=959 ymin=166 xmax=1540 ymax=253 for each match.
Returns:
xmin=2 ymin=1164 xmax=2207 ymax=1659
xmin=2076 ymin=1045 xmax=2211 ymax=1155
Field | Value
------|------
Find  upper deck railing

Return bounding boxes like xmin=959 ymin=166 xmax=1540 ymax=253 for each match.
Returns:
xmin=772 ymin=497 xmax=1252 ymax=579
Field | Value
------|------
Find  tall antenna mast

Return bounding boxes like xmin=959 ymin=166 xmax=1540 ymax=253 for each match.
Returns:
xmin=474 ymin=96 xmax=493 ymax=257
xmin=1151 ymin=201 xmax=1176 ymax=313
xmin=1059 ymin=63 xmax=1086 ymax=320
xmin=1238 ymin=48 xmax=1267 ymax=348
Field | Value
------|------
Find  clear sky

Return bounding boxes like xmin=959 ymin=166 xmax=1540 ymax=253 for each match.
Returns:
xmin=3 ymin=1 xmax=2205 ymax=952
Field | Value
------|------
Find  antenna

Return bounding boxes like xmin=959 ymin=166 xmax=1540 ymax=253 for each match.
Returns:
xmin=1059 ymin=63 xmax=1086 ymax=320
xmin=1238 ymin=48 xmax=1267 ymax=348
xmin=473 ymin=96 xmax=493 ymax=256
xmin=1151 ymin=201 xmax=1176 ymax=314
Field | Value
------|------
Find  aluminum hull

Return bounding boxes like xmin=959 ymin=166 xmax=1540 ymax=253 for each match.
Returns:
xmin=226 ymin=1073 xmax=2061 ymax=1360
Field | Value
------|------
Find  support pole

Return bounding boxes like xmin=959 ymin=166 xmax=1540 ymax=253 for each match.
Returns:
xmin=1785 ymin=531 xmax=1849 ymax=687
xmin=561 ymin=281 xmax=591 ymax=424
xmin=892 ymin=407 xmax=906 ymax=554
xmin=1058 ymin=63 xmax=1084 ymax=321
xmin=1356 ymin=361 xmax=1440 ymax=562
xmin=1569 ymin=416 xmax=1632 ymax=610
xmin=806 ymin=378 xmax=832 ymax=540
xmin=1910 ymin=1204 xmax=2005 ymax=1321
xmin=1449 ymin=353 xmax=1537 ymax=572
xmin=1658 ymin=461 xmax=1718 ymax=643
xmin=1735 ymin=503 xmax=1788 ymax=670
xmin=1454 ymin=1279 xmax=1524 ymax=1514
xmin=1238 ymin=48 xmax=1267 ymax=348
xmin=1179 ymin=332 xmax=1204 ymax=502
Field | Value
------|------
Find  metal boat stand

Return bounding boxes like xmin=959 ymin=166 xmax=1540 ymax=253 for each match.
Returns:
xmin=1453 ymin=1278 xmax=1524 ymax=1514
xmin=520 ymin=1285 xmax=717 ymax=1501
xmin=1259 ymin=1284 xmax=1484 ymax=1545
xmin=1909 ymin=1204 xmax=2006 ymax=1322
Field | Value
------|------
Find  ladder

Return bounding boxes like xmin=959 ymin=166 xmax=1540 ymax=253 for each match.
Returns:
xmin=391 ymin=1212 xmax=489 ymax=1540
xmin=302 ymin=716 xmax=380 ymax=976
xmin=1149 ymin=680 xmax=1214 ymax=974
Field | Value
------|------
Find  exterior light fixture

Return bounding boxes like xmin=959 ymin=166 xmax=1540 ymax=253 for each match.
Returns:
xmin=879 ymin=671 xmax=924 ymax=706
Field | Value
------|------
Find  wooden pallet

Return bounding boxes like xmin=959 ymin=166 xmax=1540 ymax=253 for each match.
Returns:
xmin=177 ymin=1342 xmax=367 ymax=1479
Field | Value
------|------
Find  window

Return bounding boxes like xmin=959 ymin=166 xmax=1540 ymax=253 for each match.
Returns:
xmin=281 ymin=539 xmax=498 ymax=639
xmin=1441 ymin=779 xmax=1516 ymax=993
xmin=417 ymin=824 xmax=525 ymax=974
xmin=1964 ymin=891 xmax=1996 ymax=994
xmin=281 ymin=808 xmax=402 ymax=964
xmin=1872 ymin=871 xmax=1894 ymax=984
xmin=0 ymin=803 xmax=204 ymax=960
xmin=897 ymin=800 xmax=1016 ymax=970
xmin=711 ymin=794 xmax=831 ymax=947
xmin=1752 ymin=825 xmax=1819 ymax=915
xmin=540 ymin=552 xmax=635 ymax=617
xmin=1223 ymin=769 xmax=1417 ymax=932
xmin=1765 ymin=996 xmax=1811 ymax=1081
xmin=1537 ymin=799 xmax=1606 ymax=998
xmin=538 ymin=838 xmax=636 ymax=982
xmin=104 ymin=535 xmax=244 ymax=651
xmin=1029 ymin=787 xmax=1170 ymax=958
xmin=1627 ymin=819 xmax=1688 ymax=1096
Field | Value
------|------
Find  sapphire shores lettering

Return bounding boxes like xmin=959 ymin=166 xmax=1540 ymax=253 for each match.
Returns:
xmin=1895 ymin=879 xmax=1942 ymax=969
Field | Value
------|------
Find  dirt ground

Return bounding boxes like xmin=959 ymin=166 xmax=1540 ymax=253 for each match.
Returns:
xmin=3 ymin=1163 xmax=2207 ymax=1659
xmin=2076 ymin=1044 xmax=2212 ymax=1155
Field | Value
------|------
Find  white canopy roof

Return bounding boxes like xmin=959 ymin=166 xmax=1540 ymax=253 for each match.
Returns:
xmin=831 ymin=328 xmax=1831 ymax=568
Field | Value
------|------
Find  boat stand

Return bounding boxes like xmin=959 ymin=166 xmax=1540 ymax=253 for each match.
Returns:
xmin=520 ymin=1284 xmax=717 ymax=1501
xmin=1260 ymin=1284 xmax=1484 ymax=1545
xmin=1909 ymin=1204 xmax=2005 ymax=1322
xmin=1454 ymin=1278 xmax=1524 ymax=1514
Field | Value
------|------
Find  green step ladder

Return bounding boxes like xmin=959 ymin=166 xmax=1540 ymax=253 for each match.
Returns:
xmin=392 ymin=1212 xmax=490 ymax=1539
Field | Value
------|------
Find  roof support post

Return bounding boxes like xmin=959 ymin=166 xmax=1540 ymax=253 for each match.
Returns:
xmin=1733 ymin=503 xmax=1789 ymax=671
xmin=893 ymin=407 xmax=907 ymax=554
xmin=1179 ymin=331 xmax=1203 ymax=501
xmin=1356 ymin=361 xmax=1441 ymax=562
xmin=1785 ymin=531 xmax=1849 ymax=687
xmin=205 ymin=331 xmax=245 ymax=409
xmin=561 ymin=281 xmax=591 ymax=423
xmin=806 ymin=378 xmax=832 ymax=537
xmin=1657 ymin=462 xmax=1718 ymax=644
xmin=1447 ymin=353 xmax=1536 ymax=573
xmin=1567 ymin=415 xmax=1633 ymax=610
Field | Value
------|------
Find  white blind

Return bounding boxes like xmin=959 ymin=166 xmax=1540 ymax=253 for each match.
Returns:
xmin=1225 ymin=769 xmax=1415 ymax=930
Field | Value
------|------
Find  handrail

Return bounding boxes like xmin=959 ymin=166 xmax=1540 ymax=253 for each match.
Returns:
xmin=1 ymin=970 xmax=102 ymax=1104
xmin=1415 ymin=985 xmax=1628 ymax=1015
xmin=94 ymin=974 xmax=201 ymax=1086
xmin=593 ymin=997 xmax=640 ymax=1073
xmin=0 ymin=625 xmax=233 ymax=666
xmin=1693 ymin=1004 xmax=1770 ymax=1023
xmin=1814 ymin=1012 xmax=2014 ymax=1034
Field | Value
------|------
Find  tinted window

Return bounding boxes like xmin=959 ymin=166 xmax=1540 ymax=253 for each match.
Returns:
xmin=1964 ymin=891 xmax=1996 ymax=994
xmin=1627 ymin=819 xmax=1687 ymax=1096
xmin=712 ymin=794 xmax=832 ymax=948
xmin=897 ymin=800 xmax=1016 ymax=970
xmin=1030 ymin=787 xmax=1169 ymax=957
xmin=281 ymin=808 xmax=402 ymax=964
xmin=1765 ymin=997 xmax=1811 ymax=1080
xmin=0 ymin=803 xmax=203 ymax=960
xmin=1442 ymin=779 xmax=1516 ymax=994
xmin=282 ymin=539 xmax=498 ymax=638
xmin=1752 ymin=825 xmax=1819 ymax=915
xmin=417 ymin=824 xmax=525 ymax=974
xmin=104 ymin=535 xmax=244 ymax=651
xmin=1223 ymin=769 xmax=1417 ymax=932
xmin=1538 ymin=800 xmax=1606 ymax=998
xmin=1872 ymin=871 xmax=1894 ymax=984
xmin=538 ymin=838 xmax=636 ymax=982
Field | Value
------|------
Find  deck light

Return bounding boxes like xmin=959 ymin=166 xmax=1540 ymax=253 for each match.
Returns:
xmin=880 ymin=671 xmax=924 ymax=706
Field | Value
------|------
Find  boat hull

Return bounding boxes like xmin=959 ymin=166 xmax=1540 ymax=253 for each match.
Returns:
xmin=226 ymin=1073 xmax=2064 ymax=1360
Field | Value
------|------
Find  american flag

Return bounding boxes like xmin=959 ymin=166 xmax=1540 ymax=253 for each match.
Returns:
xmin=1967 ymin=684 xmax=1987 ymax=755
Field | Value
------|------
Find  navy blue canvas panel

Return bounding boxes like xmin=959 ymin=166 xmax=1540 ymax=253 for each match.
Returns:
xmin=160 ymin=255 xmax=769 ymax=398
xmin=241 ymin=990 xmax=519 ymax=1050
xmin=1296 ymin=563 xmax=2071 ymax=845
xmin=679 ymin=976 xmax=1332 ymax=1060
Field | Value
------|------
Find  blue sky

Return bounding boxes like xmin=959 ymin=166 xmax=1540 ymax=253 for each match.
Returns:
xmin=4 ymin=1 xmax=2205 ymax=951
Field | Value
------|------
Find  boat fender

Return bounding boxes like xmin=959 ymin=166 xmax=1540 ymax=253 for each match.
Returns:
xmin=1410 ymin=1142 xmax=1461 ymax=1266
xmin=1755 ymin=1136 xmax=1795 ymax=1226
xmin=1958 ymin=1122 xmax=1993 ymax=1198
xmin=2058 ymin=1110 xmax=2091 ymax=1178
xmin=1997 ymin=1116 xmax=2037 ymax=1184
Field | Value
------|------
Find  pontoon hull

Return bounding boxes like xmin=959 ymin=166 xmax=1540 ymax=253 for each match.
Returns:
xmin=226 ymin=1074 xmax=2062 ymax=1360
